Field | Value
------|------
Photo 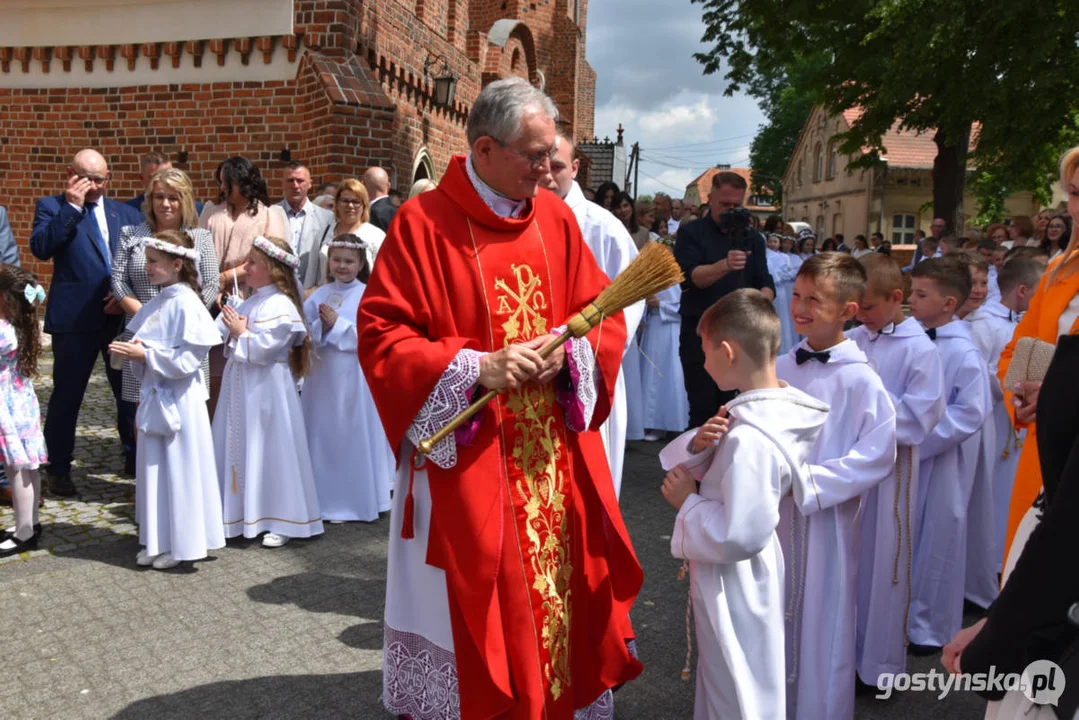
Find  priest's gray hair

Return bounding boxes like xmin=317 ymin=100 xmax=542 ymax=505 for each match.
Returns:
xmin=467 ymin=77 xmax=559 ymax=146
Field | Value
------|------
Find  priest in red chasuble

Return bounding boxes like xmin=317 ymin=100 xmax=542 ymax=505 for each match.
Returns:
xmin=356 ymin=77 xmax=644 ymax=720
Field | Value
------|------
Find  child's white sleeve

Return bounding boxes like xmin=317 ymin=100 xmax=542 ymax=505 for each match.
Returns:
xmin=231 ymin=317 xmax=302 ymax=366
xmin=143 ymin=342 xmax=211 ymax=381
xmin=321 ymin=317 xmax=358 ymax=353
xmin=797 ymin=387 xmax=897 ymax=514
xmin=671 ymin=431 xmax=784 ymax=564
xmin=894 ymin=348 xmax=946 ymax=447
xmin=920 ymin=352 xmax=991 ymax=461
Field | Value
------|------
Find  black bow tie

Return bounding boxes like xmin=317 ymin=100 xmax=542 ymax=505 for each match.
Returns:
xmin=925 ymin=327 xmax=937 ymax=340
xmin=795 ymin=348 xmax=831 ymax=365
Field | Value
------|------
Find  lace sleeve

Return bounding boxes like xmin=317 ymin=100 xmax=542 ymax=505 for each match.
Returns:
xmin=557 ymin=326 xmax=599 ymax=433
xmin=406 ymin=348 xmax=484 ymax=469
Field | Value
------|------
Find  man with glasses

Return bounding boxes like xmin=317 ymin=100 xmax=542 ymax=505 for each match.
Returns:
xmin=30 ymin=149 xmax=142 ymax=496
xmin=358 ymin=77 xmax=642 ymax=720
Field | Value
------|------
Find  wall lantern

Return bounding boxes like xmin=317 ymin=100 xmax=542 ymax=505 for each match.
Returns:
xmin=424 ymin=53 xmax=458 ymax=108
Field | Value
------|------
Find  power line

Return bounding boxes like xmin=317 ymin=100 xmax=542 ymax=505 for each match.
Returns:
xmin=644 ymin=133 xmax=757 ymax=151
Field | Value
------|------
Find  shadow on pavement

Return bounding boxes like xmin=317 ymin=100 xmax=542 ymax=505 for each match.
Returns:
xmin=247 ymin=571 xmax=386 ymax=650
xmin=110 ymin=671 xmax=384 ymax=719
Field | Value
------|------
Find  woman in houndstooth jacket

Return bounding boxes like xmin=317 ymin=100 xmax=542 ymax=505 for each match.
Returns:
xmin=112 ymin=168 xmax=219 ymax=407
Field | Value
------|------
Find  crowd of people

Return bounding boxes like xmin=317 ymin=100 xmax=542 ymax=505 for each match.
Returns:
xmin=0 ymin=74 xmax=1076 ymax=720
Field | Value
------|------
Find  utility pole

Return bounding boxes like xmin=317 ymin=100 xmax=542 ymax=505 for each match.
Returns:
xmin=626 ymin=142 xmax=640 ymax=200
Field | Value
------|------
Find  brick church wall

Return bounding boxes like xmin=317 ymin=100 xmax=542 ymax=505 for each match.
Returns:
xmin=0 ymin=0 xmax=596 ymax=286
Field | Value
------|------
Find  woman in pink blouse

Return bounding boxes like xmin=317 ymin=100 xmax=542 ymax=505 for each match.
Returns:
xmin=198 ymin=156 xmax=287 ymax=417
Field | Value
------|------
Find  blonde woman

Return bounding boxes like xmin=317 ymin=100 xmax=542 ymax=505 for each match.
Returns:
xmin=314 ymin=179 xmax=385 ymax=283
xmin=409 ymin=178 xmax=437 ymax=199
xmin=113 ymin=168 xmax=219 ymax=424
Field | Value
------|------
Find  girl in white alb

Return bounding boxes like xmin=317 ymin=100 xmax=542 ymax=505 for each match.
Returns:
xmin=213 ymin=235 xmax=324 ymax=547
xmin=108 ymin=230 xmax=225 ymax=570
xmin=301 ymin=234 xmax=394 ymax=522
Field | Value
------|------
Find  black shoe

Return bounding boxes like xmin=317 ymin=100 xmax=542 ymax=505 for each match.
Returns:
xmin=48 ymin=474 xmax=77 ymax=497
xmin=908 ymin=643 xmax=942 ymax=657
xmin=124 ymin=455 xmax=136 ymax=477
xmin=0 ymin=532 xmax=39 ymax=557
xmin=2 ymin=523 xmax=42 ymax=542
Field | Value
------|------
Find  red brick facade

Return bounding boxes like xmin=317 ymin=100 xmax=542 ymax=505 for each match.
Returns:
xmin=0 ymin=0 xmax=596 ymax=284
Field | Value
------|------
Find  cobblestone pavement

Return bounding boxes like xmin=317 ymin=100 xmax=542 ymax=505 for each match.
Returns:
xmin=2 ymin=359 xmax=986 ymax=719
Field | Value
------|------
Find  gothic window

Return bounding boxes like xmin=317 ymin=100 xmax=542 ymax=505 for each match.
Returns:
xmin=813 ymin=143 xmax=824 ymax=183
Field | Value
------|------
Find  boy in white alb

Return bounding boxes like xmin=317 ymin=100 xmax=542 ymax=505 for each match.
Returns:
xmin=660 ymin=289 xmax=828 ymax=719
xmin=847 ymin=254 xmax=946 ymax=687
xmin=951 ymin=250 xmax=1000 ymax=611
xmin=906 ymin=257 xmax=992 ymax=653
xmin=776 ymin=253 xmax=898 ymax=719
xmin=965 ymin=257 xmax=1044 ymax=576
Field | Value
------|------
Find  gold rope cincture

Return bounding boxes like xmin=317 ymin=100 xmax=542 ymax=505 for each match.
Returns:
xmin=679 ymin=560 xmax=693 ymax=681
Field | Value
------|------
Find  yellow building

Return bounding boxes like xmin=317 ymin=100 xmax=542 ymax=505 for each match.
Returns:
xmin=780 ymin=107 xmax=1058 ymax=243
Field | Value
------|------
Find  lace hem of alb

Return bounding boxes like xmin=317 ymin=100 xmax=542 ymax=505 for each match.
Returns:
xmin=406 ymin=349 xmax=482 ymax=470
xmin=382 ymin=626 xmax=618 ymax=720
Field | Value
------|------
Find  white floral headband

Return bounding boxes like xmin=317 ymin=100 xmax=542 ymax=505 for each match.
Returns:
xmin=142 ymin=238 xmax=199 ymax=261
xmin=253 ymin=236 xmax=300 ymax=269
xmin=328 ymin=239 xmax=368 ymax=251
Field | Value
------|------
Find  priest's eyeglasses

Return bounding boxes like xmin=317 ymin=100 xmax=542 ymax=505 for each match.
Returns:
xmin=498 ymin=142 xmax=555 ymax=169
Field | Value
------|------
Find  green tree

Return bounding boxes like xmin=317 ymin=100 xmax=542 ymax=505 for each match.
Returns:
xmin=692 ymin=0 xmax=1079 ymax=231
xmin=745 ymin=55 xmax=828 ymax=203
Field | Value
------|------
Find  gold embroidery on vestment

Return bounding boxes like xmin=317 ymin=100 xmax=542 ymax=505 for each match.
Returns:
xmin=493 ymin=260 xmax=572 ymax=700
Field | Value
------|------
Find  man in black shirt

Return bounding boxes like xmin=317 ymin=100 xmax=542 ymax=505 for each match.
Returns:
xmin=674 ymin=171 xmax=776 ymax=427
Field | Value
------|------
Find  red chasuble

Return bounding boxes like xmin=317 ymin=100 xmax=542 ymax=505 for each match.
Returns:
xmin=357 ymin=156 xmax=643 ymax=719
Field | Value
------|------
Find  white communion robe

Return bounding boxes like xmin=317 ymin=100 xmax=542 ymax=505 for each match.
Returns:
xmin=660 ymin=385 xmax=829 ymax=720
xmin=301 ymin=279 xmax=394 ymax=521
xmin=128 ymin=283 xmax=225 ymax=561
xmin=967 ymin=299 xmax=1023 ymax=576
xmin=639 ymin=283 xmax=688 ymax=433
xmin=212 ymin=285 xmax=324 ymax=540
xmin=908 ymin=319 xmax=992 ymax=647
xmin=767 ymin=249 xmax=801 ymax=354
xmin=776 ymin=339 xmax=897 ymax=720
xmin=564 ymin=181 xmax=645 ymax=498
xmin=848 ymin=318 xmax=946 ymax=684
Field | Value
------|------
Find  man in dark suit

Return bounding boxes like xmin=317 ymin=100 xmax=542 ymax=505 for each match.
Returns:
xmin=31 ymin=149 xmax=143 ymax=496
xmin=362 ymin=166 xmax=397 ymax=232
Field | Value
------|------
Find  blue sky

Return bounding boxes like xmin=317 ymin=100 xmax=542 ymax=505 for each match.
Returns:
xmin=584 ymin=0 xmax=766 ymax=197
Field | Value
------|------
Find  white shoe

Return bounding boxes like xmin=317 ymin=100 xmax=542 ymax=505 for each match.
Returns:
xmin=136 ymin=549 xmax=159 ymax=566
xmin=328 ymin=520 xmax=346 ymax=525
xmin=152 ymin=552 xmax=180 ymax=569
xmin=262 ymin=533 xmax=290 ymax=548
xmin=643 ymin=431 xmax=663 ymax=442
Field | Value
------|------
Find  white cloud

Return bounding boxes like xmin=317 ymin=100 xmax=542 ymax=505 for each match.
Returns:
xmin=638 ymin=97 xmax=717 ymax=135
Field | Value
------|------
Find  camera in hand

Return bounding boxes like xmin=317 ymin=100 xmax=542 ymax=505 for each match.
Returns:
xmin=718 ymin=207 xmax=753 ymax=251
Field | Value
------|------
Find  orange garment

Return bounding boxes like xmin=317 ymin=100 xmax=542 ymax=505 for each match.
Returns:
xmin=997 ymin=255 xmax=1079 ymax=565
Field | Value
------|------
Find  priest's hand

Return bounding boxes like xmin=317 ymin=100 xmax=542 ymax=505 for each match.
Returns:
xmin=941 ymin=617 xmax=987 ymax=675
xmin=318 ymin=303 xmax=338 ymax=332
xmin=479 ymin=344 xmax=543 ymax=390
xmin=520 ymin=334 xmax=566 ymax=385
xmin=221 ymin=305 xmax=249 ymax=339
xmin=662 ymin=466 xmax=696 ymax=510
xmin=692 ymin=406 xmax=730 ymax=453
xmin=108 ymin=338 xmax=145 ymax=363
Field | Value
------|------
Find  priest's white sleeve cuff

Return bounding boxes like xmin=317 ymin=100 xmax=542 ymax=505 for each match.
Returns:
xmin=406 ymin=348 xmax=484 ymax=470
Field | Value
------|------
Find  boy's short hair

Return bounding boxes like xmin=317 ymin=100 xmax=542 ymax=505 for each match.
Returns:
xmin=911 ymin=256 xmax=972 ymax=306
xmin=997 ymin=256 xmax=1045 ymax=295
xmin=698 ymin=288 xmax=781 ymax=366
xmin=939 ymin=235 xmax=962 ymax=253
xmin=951 ymin=249 xmax=990 ymax=273
xmin=977 ymin=238 xmax=997 ymax=252
xmin=797 ymin=252 xmax=867 ymax=305
xmin=857 ymin=253 xmax=903 ymax=296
